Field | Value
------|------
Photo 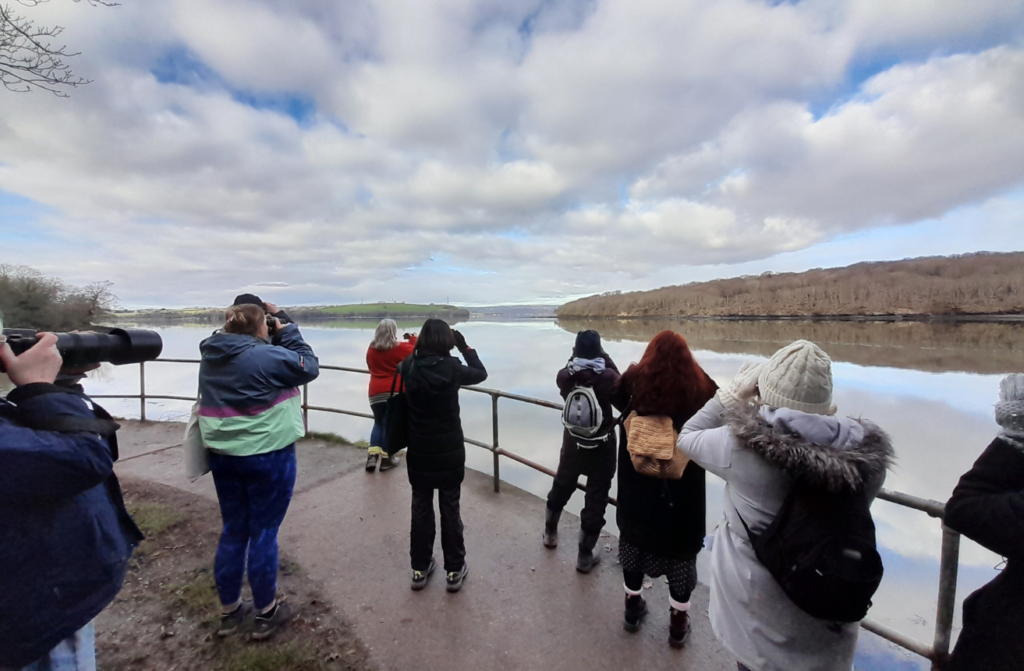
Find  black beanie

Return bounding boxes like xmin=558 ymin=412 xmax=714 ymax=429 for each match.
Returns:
xmin=574 ymin=330 xmax=602 ymax=359
xmin=233 ymin=293 xmax=265 ymax=309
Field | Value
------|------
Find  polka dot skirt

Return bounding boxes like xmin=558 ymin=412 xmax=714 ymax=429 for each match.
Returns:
xmin=619 ymin=540 xmax=697 ymax=595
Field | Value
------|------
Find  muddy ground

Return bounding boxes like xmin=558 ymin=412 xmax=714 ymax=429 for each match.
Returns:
xmin=96 ymin=477 xmax=377 ymax=671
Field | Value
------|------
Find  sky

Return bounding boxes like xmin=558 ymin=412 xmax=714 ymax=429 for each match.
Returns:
xmin=1 ymin=0 xmax=1023 ymax=309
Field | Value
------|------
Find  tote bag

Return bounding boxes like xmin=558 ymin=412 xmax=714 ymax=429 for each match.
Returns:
xmin=383 ymin=367 xmax=410 ymax=457
xmin=184 ymin=393 xmax=210 ymax=481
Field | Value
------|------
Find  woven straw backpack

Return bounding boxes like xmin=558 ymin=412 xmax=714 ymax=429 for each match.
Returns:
xmin=622 ymin=411 xmax=689 ymax=480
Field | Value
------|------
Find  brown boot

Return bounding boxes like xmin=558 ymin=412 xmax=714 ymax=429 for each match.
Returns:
xmin=669 ymin=607 xmax=691 ymax=648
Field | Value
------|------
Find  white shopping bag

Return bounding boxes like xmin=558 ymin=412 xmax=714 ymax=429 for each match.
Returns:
xmin=184 ymin=395 xmax=210 ymax=481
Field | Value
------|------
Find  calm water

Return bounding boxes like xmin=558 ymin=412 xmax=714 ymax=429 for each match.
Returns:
xmin=83 ymin=318 xmax=1024 ymax=670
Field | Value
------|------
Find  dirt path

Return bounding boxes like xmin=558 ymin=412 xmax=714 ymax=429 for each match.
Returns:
xmin=112 ymin=420 xmax=737 ymax=671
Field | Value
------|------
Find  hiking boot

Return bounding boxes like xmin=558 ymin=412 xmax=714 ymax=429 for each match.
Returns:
xmin=411 ymin=558 xmax=436 ymax=591
xmin=542 ymin=507 xmax=560 ymax=549
xmin=378 ymin=454 xmax=400 ymax=472
xmin=217 ymin=599 xmax=253 ymax=637
xmin=251 ymin=601 xmax=292 ymax=641
xmin=623 ymin=594 xmax=647 ymax=633
xmin=446 ymin=562 xmax=468 ymax=592
xmin=669 ymin=608 xmax=691 ymax=648
xmin=576 ymin=530 xmax=602 ymax=573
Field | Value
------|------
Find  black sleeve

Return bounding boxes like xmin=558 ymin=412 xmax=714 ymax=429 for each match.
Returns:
xmin=602 ymin=352 xmax=619 ymax=373
xmin=456 ymin=348 xmax=488 ymax=386
xmin=945 ymin=438 xmax=1024 ymax=560
xmin=610 ymin=375 xmax=631 ymax=413
xmin=272 ymin=309 xmax=294 ymax=324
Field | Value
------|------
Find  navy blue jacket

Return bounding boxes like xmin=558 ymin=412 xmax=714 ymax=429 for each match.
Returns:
xmin=0 ymin=384 xmax=143 ymax=668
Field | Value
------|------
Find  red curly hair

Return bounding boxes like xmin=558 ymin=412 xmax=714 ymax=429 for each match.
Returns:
xmin=619 ymin=330 xmax=717 ymax=418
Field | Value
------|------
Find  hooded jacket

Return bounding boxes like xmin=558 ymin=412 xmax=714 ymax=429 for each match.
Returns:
xmin=198 ymin=323 xmax=319 ymax=456
xmin=678 ymin=397 xmax=894 ymax=671
xmin=944 ymin=437 xmax=1024 ymax=671
xmin=0 ymin=385 xmax=143 ymax=668
xmin=400 ymin=347 xmax=487 ymax=489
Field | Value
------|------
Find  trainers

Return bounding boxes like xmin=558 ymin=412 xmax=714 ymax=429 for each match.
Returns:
xmin=623 ymin=594 xmax=647 ymax=633
xmin=411 ymin=558 xmax=436 ymax=591
xmin=378 ymin=454 xmax=400 ymax=472
xmin=217 ymin=600 xmax=253 ymax=637
xmin=445 ymin=563 xmax=468 ymax=592
xmin=365 ymin=450 xmax=380 ymax=472
xmin=669 ymin=608 xmax=691 ymax=648
xmin=251 ymin=601 xmax=292 ymax=641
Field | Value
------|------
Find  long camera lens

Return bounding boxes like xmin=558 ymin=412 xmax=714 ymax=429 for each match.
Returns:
xmin=2 ymin=329 xmax=164 ymax=367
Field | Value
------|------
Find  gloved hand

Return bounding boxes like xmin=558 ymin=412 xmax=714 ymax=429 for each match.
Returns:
xmin=452 ymin=330 xmax=468 ymax=351
xmin=717 ymin=360 xmax=763 ymax=410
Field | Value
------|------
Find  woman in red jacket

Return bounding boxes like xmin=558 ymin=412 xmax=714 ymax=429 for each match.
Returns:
xmin=366 ymin=319 xmax=416 ymax=472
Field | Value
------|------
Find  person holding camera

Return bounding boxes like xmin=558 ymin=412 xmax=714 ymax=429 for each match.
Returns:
xmin=400 ymin=319 xmax=486 ymax=592
xmin=0 ymin=315 xmax=143 ymax=670
xmin=366 ymin=319 xmax=417 ymax=472
xmin=198 ymin=303 xmax=319 ymax=639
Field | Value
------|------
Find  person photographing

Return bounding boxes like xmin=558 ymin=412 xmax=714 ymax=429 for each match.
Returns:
xmin=0 ymin=315 xmax=142 ymax=670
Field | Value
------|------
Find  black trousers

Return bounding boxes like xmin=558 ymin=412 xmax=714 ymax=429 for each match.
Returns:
xmin=410 ymin=484 xmax=466 ymax=573
xmin=545 ymin=430 xmax=617 ymax=535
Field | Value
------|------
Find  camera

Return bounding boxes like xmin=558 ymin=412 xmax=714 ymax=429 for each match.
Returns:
xmin=1 ymin=328 xmax=164 ymax=367
xmin=266 ymin=314 xmax=277 ymax=337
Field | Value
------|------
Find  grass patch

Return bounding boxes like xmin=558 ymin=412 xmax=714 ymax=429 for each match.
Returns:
xmin=129 ymin=501 xmax=186 ymax=536
xmin=163 ymin=569 xmax=219 ymax=623
xmin=220 ymin=641 xmax=324 ymax=671
xmin=305 ymin=431 xmax=354 ymax=446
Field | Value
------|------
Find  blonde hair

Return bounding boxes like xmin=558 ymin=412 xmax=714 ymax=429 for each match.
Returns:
xmin=224 ymin=304 xmax=265 ymax=336
xmin=371 ymin=318 xmax=399 ymax=350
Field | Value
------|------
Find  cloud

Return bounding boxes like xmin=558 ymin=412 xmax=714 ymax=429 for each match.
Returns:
xmin=0 ymin=0 xmax=1022 ymax=306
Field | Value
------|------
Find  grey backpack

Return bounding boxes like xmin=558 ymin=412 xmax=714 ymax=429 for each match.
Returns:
xmin=562 ymin=385 xmax=604 ymax=439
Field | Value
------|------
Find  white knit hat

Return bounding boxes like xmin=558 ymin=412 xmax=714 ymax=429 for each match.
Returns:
xmin=996 ymin=373 xmax=1024 ymax=440
xmin=757 ymin=340 xmax=834 ymax=415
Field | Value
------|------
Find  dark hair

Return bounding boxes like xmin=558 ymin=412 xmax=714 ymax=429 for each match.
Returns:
xmin=224 ymin=303 xmax=265 ymax=336
xmin=415 ymin=318 xmax=456 ymax=355
xmin=620 ymin=330 xmax=717 ymax=417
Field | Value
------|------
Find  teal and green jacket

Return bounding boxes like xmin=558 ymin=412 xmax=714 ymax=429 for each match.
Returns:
xmin=198 ymin=324 xmax=319 ymax=456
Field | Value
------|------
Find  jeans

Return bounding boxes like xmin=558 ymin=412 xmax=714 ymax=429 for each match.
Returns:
xmin=546 ymin=431 xmax=616 ymax=535
xmin=369 ymin=401 xmax=387 ymax=449
xmin=410 ymin=484 xmax=465 ymax=573
xmin=19 ymin=623 xmax=95 ymax=671
xmin=209 ymin=445 xmax=297 ymax=610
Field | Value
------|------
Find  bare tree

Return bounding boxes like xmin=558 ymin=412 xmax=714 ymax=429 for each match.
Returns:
xmin=0 ymin=0 xmax=115 ymax=96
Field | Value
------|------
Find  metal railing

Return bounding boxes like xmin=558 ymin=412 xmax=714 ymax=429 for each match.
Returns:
xmin=93 ymin=358 xmax=960 ymax=669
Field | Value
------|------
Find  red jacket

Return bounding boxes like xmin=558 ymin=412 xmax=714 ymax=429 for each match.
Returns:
xmin=367 ymin=336 xmax=417 ymax=397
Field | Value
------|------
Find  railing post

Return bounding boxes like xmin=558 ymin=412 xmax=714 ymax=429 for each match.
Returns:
xmin=931 ymin=524 xmax=961 ymax=670
xmin=302 ymin=383 xmax=309 ymax=431
xmin=139 ymin=361 xmax=146 ymax=422
xmin=492 ymin=394 xmax=500 ymax=493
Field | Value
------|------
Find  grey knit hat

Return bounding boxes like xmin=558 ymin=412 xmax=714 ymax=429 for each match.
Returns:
xmin=757 ymin=340 xmax=835 ymax=415
xmin=996 ymin=373 xmax=1024 ymax=443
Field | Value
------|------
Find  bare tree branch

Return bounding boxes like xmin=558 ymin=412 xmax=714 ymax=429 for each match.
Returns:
xmin=0 ymin=0 xmax=117 ymax=96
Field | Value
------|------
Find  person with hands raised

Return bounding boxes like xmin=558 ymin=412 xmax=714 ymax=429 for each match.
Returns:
xmin=366 ymin=319 xmax=417 ymax=472
xmin=0 ymin=315 xmax=143 ymax=671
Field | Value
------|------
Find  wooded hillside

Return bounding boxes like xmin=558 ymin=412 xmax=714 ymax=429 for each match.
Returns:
xmin=0 ymin=265 xmax=116 ymax=330
xmin=558 ymin=252 xmax=1024 ymax=319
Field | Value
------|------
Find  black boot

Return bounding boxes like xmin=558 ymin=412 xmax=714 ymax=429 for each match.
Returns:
xmin=623 ymin=594 xmax=647 ymax=632
xmin=542 ymin=507 xmax=560 ymax=548
xmin=669 ymin=607 xmax=691 ymax=648
xmin=575 ymin=530 xmax=602 ymax=573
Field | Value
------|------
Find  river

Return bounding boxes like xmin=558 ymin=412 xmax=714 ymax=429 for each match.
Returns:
xmin=82 ymin=317 xmax=1024 ymax=671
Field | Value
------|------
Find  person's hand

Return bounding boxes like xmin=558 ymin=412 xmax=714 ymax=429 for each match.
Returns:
xmin=452 ymin=330 xmax=468 ymax=351
xmin=263 ymin=301 xmax=279 ymax=315
xmin=270 ymin=316 xmax=283 ymax=332
xmin=718 ymin=360 xmax=763 ymax=409
xmin=0 ymin=332 xmax=64 ymax=386
xmin=403 ymin=332 xmax=413 ymax=341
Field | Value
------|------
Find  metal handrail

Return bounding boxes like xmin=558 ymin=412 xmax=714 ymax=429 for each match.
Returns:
xmin=99 ymin=357 xmax=958 ymax=669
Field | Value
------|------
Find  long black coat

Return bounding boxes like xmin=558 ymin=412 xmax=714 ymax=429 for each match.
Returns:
xmin=610 ymin=371 xmax=715 ymax=559
xmin=400 ymin=348 xmax=487 ymax=490
xmin=945 ymin=437 xmax=1024 ymax=671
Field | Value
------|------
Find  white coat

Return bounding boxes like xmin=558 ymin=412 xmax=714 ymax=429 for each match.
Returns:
xmin=678 ymin=397 xmax=893 ymax=671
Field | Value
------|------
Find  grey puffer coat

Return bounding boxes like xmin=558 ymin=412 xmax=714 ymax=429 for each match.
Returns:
xmin=678 ymin=396 xmax=894 ymax=671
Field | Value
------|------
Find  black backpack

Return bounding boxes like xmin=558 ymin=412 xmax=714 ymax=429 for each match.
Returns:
xmin=737 ymin=482 xmax=884 ymax=623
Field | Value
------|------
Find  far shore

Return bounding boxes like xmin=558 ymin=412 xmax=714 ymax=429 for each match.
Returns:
xmin=555 ymin=313 xmax=1024 ymax=324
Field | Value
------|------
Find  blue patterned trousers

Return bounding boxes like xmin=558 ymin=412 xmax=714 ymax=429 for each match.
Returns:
xmin=209 ymin=445 xmax=297 ymax=610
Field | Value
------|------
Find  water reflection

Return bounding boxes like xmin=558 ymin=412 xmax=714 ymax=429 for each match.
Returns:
xmin=81 ymin=319 xmax=1023 ymax=670
xmin=557 ymin=317 xmax=1024 ymax=375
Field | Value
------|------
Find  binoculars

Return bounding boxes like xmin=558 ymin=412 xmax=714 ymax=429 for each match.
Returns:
xmin=1 ymin=328 xmax=164 ymax=368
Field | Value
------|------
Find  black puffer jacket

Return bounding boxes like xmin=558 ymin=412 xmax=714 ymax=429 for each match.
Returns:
xmin=945 ymin=437 xmax=1024 ymax=671
xmin=400 ymin=347 xmax=487 ymax=489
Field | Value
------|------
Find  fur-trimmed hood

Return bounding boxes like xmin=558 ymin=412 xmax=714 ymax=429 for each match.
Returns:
xmin=727 ymin=404 xmax=895 ymax=492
